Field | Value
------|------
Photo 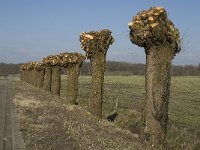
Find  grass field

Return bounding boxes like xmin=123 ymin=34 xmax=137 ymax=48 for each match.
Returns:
xmin=61 ymin=75 xmax=200 ymax=149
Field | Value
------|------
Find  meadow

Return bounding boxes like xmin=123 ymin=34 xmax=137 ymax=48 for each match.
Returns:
xmin=61 ymin=75 xmax=200 ymax=149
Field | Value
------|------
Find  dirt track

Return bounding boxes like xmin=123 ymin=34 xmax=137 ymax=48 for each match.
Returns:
xmin=0 ymin=79 xmax=11 ymax=150
xmin=0 ymin=79 xmax=24 ymax=150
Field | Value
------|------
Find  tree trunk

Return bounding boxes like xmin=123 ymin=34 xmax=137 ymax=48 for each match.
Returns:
xmin=20 ymin=70 xmax=24 ymax=81
xmin=30 ymin=70 xmax=34 ymax=85
xmin=37 ymin=68 xmax=45 ymax=88
xmin=43 ymin=66 xmax=52 ymax=92
xmin=89 ymin=52 xmax=106 ymax=118
xmin=22 ymin=71 xmax=25 ymax=81
xmin=32 ymin=69 xmax=35 ymax=85
xmin=143 ymin=44 xmax=174 ymax=146
xmin=24 ymin=71 xmax=27 ymax=82
xmin=33 ymin=69 xmax=37 ymax=87
xmin=25 ymin=71 xmax=28 ymax=83
xmin=29 ymin=70 xmax=32 ymax=84
xmin=66 ymin=63 xmax=82 ymax=104
xmin=51 ymin=66 xmax=61 ymax=96
xmin=36 ymin=71 xmax=39 ymax=87
xmin=20 ymin=70 xmax=22 ymax=80
xmin=27 ymin=71 xmax=30 ymax=83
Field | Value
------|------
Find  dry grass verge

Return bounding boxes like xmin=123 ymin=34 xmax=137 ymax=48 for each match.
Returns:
xmin=10 ymin=80 xmax=146 ymax=150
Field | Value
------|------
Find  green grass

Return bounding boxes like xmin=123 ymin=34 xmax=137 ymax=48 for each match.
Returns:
xmin=61 ymin=75 xmax=200 ymax=149
xmin=170 ymin=77 xmax=200 ymax=127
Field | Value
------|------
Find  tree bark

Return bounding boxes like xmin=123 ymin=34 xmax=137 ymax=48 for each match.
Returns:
xmin=24 ymin=71 xmax=27 ymax=82
xmin=29 ymin=70 xmax=32 ymax=84
xmin=37 ymin=68 xmax=45 ymax=88
xmin=51 ymin=66 xmax=61 ymax=96
xmin=33 ymin=69 xmax=37 ymax=87
xmin=89 ymin=52 xmax=106 ymax=118
xmin=25 ymin=71 xmax=28 ymax=83
xmin=20 ymin=70 xmax=22 ymax=81
xmin=30 ymin=70 xmax=34 ymax=85
xmin=43 ymin=66 xmax=52 ymax=92
xmin=20 ymin=70 xmax=24 ymax=81
xmin=143 ymin=44 xmax=174 ymax=146
xmin=27 ymin=71 xmax=30 ymax=83
xmin=66 ymin=63 xmax=82 ymax=104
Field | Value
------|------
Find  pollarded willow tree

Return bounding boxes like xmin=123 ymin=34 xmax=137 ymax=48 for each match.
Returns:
xmin=128 ymin=7 xmax=181 ymax=146
xmin=34 ymin=62 xmax=45 ymax=88
xmin=43 ymin=57 xmax=52 ymax=92
xmin=20 ymin=64 xmax=26 ymax=81
xmin=80 ymin=29 xmax=114 ymax=118
xmin=59 ymin=52 xmax=86 ymax=104
xmin=26 ymin=61 xmax=37 ymax=85
xmin=33 ymin=64 xmax=38 ymax=87
xmin=21 ymin=63 xmax=30 ymax=83
xmin=43 ymin=55 xmax=61 ymax=96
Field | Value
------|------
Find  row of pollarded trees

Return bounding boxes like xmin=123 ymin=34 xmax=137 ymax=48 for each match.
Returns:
xmin=20 ymin=6 xmax=181 ymax=148
xmin=20 ymin=29 xmax=114 ymax=109
xmin=20 ymin=61 xmax=45 ymax=88
xmin=20 ymin=52 xmax=86 ymax=104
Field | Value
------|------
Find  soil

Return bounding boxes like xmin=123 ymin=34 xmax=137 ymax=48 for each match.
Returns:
xmin=10 ymin=80 xmax=146 ymax=150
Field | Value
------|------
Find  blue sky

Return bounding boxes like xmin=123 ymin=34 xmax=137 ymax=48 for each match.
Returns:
xmin=0 ymin=0 xmax=199 ymax=65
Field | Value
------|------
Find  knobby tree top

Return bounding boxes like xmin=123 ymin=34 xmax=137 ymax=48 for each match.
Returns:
xmin=80 ymin=29 xmax=114 ymax=59
xmin=42 ymin=55 xmax=61 ymax=66
xmin=34 ymin=62 xmax=44 ymax=71
xmin=21 ymin=61 xmax=37 ymax=71
xmin=59 ymin=52 xmax=86 ymax=67
xmin=128 ymin=6 xmax=181 ymax=55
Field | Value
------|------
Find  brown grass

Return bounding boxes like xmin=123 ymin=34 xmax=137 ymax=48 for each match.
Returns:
xmin=11 ymin=80 xmax=147 ymax=150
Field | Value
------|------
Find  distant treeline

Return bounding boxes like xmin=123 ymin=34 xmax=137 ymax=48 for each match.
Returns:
xmin=1 ymin=61 xmax=200 ymax=76
xmin=0 ymin=63 xmax=22 ymax=75
xmin=81 ymin=61 xmax=200 ymax=76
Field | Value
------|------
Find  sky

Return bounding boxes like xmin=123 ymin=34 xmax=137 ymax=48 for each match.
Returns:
xmin=0 ymin=0 xmax=200 ymax=65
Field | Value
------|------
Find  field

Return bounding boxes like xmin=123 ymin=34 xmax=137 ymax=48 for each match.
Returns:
xmin=61 ymin=75 xmax=200 ymax=149
xmin=11 ymin=77 xmax=144 ymax=150
xmin=11 ymin=75 xmax=200 ymax=149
